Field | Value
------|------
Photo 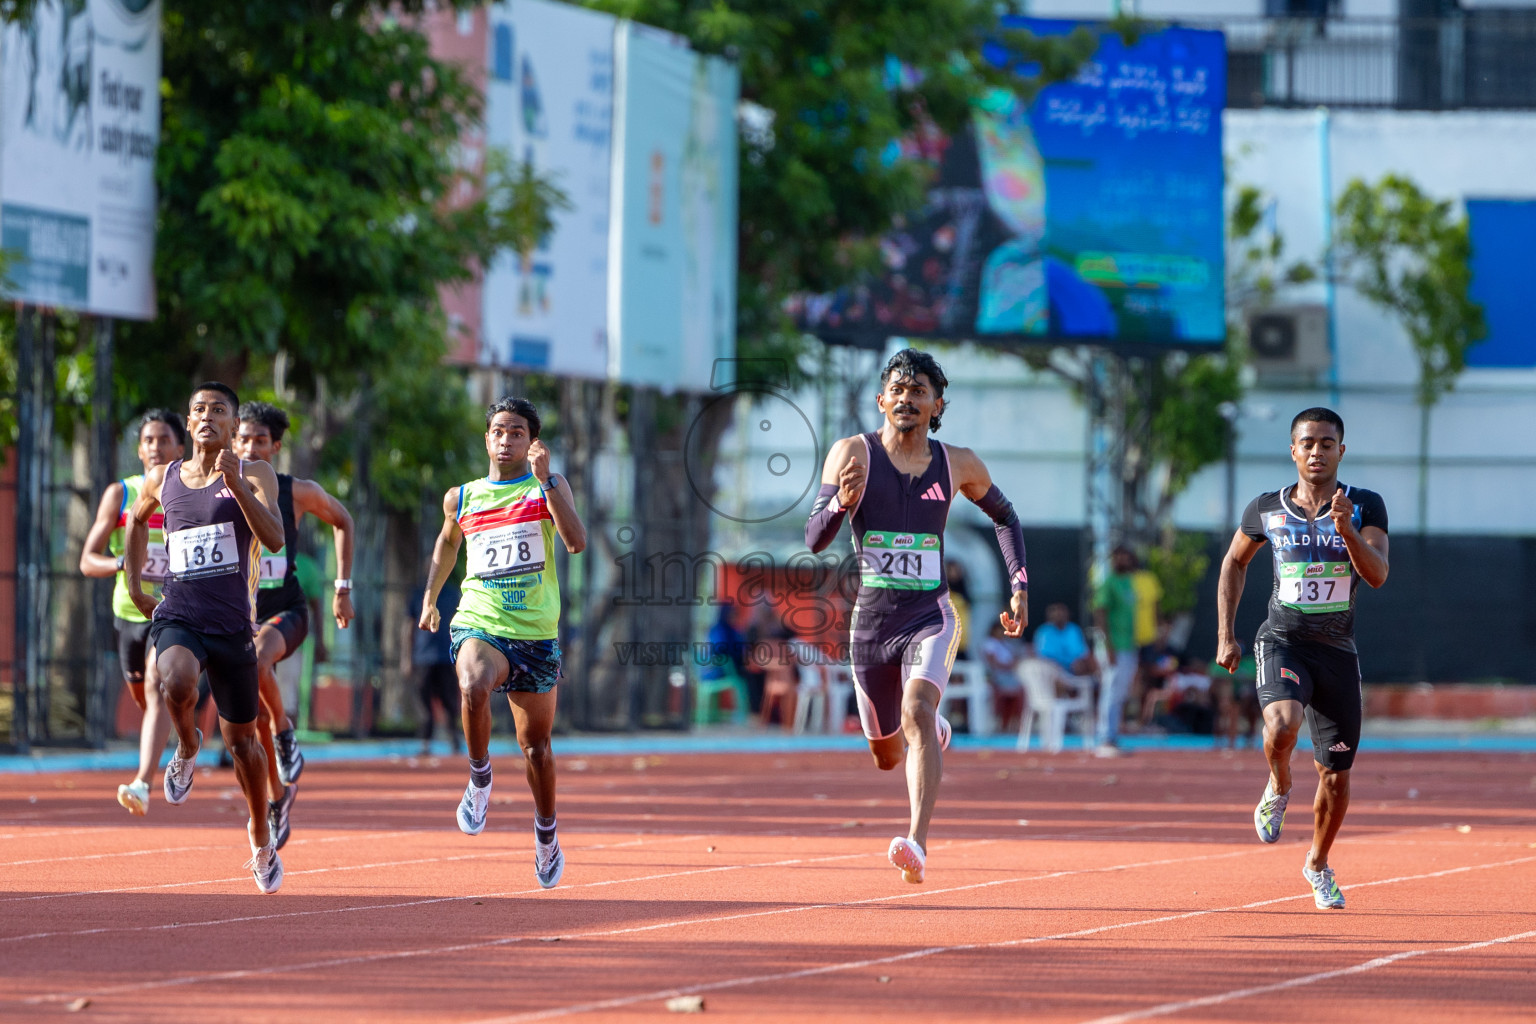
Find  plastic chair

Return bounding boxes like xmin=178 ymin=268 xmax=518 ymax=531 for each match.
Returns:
xmin=940 ymin=660 xmax=994 ymax=736
xmin=823 ymin=664 xmax=857 ymax=733
xmin=792 ymin=664 xmax=824 ymax=734
xmin=1016 ymin=658 xmax=1092 ymax=753
xmin=692 ymin=671 xmax=749 ymax=726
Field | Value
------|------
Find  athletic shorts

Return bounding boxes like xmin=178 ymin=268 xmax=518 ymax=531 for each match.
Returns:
xmin=258 ymin=604 xmax=310 ymax=662
xmin=847 ymin=594 xmax=961 ymax=741
xmin=115 ymin=617 xmax=152 ymax=683
xmin=149 ymin=619 xmax=260 ymax=725
xmin=1254 ymin=637 xmax=1363 ymax=771
xmin=449 ymin=627 xmax=561 ymax=694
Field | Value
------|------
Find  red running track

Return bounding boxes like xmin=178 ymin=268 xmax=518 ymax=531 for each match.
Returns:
xmin=2 ymin=747 xmax=1534 ymax=1022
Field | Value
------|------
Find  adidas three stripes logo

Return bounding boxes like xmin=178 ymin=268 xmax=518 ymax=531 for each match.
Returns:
xmin=920 ymin=483 xmax=945 ymax=501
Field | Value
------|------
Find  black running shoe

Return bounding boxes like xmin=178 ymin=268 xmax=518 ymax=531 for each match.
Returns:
xmin=275 ymin=728 xmax=305 ymax=785
xmin=268 ymin=784 xmax=296 ymax=850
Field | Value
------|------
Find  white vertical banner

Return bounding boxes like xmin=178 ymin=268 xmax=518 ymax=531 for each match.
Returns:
xmin=0 ymin=0 xmax=161 ymax=319
xmin=608 ymin=23 xmax=738 ymax=391
xmin=482 ymin=0 xmax=614 ymax=377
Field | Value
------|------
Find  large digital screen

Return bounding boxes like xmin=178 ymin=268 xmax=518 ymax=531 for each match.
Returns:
xmin=794 ymin=21 xmax=1226 ymax=349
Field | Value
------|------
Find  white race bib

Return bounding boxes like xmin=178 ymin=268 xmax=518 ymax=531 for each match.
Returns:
xmin=258 ymin=549 xmax=288 ymax=588
xmin=466 ymin=520 xmax=546 ymax=580
xmin=168 ymin=522 xmax=240 ymax=580
xmin=141 ymin=542 xmax=171 ymax=583
xmin=859 ymin=531 xmax=942 ymax=590
xmin=1277 ymin=560 xmax=1353 ymax=614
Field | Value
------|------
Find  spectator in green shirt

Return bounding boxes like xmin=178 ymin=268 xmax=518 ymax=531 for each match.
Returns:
xmin=1092 ymin=545 xmax=1140 ymax=755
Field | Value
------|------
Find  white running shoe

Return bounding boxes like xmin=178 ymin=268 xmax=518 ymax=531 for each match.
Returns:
xmin=457 ymin=778 xmax=490 ymax=835
xmin=117 ymin=779 xmax=149 ymax=816
xmin=1303 ymin=864 xmax=1345 ymax=909
xmin=1254 ymin=780 xmax=1289 ymax=843
xmin=163 ymin=728 xmax=202 ymax=806
xmin=888 ymin=836 xmax=926 ymax=884
xmin=535 ymin=834 xmax=565 ymax=889
xmin=246 ymin=820 xmax=284 ymax=894
xmin=936 ymin=714 xmax=952 ymax=752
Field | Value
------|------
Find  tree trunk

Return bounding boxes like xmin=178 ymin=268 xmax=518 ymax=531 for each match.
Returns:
xmin=1417 ymin=399 xmax=1431 ymax=533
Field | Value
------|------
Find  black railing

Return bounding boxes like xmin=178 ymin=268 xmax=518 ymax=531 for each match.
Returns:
xmin=1212 ymin=14 xmax=1536 ymax=110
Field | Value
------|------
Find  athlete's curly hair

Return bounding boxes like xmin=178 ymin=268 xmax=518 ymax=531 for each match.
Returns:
xmin=238 ymin=401 xmax=291 ymax=443
xmin=486 ymin=396 xmax=541 ymax=438
xmin=879 ymin=348 xmax=948 ymax=432
xmin=137 ymin=408 xmax=187 ymax=447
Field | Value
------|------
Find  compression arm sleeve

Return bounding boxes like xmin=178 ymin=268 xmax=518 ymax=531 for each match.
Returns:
xmin=805 ymin=484 xmax=847 ymax=553
xmin=976 ymin=484 xmax=1028 ymax=593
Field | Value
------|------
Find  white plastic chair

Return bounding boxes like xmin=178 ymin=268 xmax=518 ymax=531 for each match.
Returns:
xmin=822 ymin=664 xmax=856 ymax=734
xmin=939 ymin=660 xmax=994 ymax=737
xmin=1016 ymin=658 xmax=1092 ymax=753
xmin=792 ymin=663 xmax=824 ymax=734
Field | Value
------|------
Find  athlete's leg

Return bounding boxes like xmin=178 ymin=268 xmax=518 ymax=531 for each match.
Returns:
xmin=222 ymin=715 xmax=272 ymax=846
xmin=899 ymin=677 xmax=943 ymax=851
xmin=1261 ymin=699 xmax=1304 ymax=793
xmin=134 ymin=654 xmax=173 ymax=788
xmin=507 ymin=689 xmax=558 ymax=818
xmin=157 ymin=645 xmax=205 ymax=760
xmin=255 ymin=699 xmax=283 ymax=796
xmin=1308 ymin=761 xmax=1350 ymax=870
xmin=456 ymin=639 xmax=511 ymax=759
xmin=254 ymin=624 xmax=292 ymax=733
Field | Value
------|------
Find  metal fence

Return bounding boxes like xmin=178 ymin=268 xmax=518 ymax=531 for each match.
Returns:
xmin=1217 ymin=14 xmax=1536 ymax=110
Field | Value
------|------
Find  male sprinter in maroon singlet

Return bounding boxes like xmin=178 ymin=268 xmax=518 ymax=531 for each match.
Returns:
xmin=124 ymin=382 xmax=289 ymax=894
xmin=806 ymin=349 xmax=1029 ymax=884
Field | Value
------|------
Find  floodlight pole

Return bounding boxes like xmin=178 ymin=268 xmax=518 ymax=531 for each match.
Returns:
xmin=88 ymin=317 xmax=117 ymax=748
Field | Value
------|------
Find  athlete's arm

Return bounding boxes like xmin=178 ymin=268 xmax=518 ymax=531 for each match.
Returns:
xmin=950 ymin=446 xmax=1029 ymax=636
xmin=529 ymin=440 xmax=586 ymax=554
xmin=1215 ymin=530 xmax=1265 ymax=673
xmin=805 ymin=436 xmax=865 ymax=553
xmin=1331 ymin=487 xmax=1389 ymax=588
xmin=420 ymin=487 xmax=465 ymax=632
xmin=80 ymin=482 xmax=127 ymax=578
xmin=122 ymin=466 xmax=166 ymax=620
xmin=293 ymin=478 xmax=357 ymax=628
xmin=225 ymin=454 xmax=285 ymax=552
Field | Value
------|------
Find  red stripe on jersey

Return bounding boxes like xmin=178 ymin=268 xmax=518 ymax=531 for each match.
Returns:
xmin=117 ymin=512 xmax=165 ymax=530
xmin=459 ymin=502 xmax=548 ymax=534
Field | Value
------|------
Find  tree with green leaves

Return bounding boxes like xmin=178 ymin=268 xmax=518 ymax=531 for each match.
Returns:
xmin=1334 ymin=175 xmax=1486 ymax=532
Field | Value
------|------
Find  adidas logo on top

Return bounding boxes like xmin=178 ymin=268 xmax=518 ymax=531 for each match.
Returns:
xmin=920 ymin=483 xmax=944 ymax=501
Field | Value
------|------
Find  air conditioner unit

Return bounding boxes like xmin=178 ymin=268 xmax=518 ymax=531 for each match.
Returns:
xmin=1247 ymin=305 xmax=1331 ymax=381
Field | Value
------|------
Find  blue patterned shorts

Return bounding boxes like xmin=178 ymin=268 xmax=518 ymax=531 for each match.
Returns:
xmin=449 ymin=627 xmax=561 ymax=694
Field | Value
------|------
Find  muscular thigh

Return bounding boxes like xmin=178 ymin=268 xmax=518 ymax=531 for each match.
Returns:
xmin=455 ymin=637 xmax=511 ymax=691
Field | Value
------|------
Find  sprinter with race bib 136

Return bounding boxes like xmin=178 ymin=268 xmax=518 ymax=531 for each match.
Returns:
xmin=1216 ymin=407 xmax=1389 ymax=911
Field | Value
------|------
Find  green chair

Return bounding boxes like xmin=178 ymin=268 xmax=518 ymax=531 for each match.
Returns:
xmin=693 ymin=671 xmax=750 ymax=726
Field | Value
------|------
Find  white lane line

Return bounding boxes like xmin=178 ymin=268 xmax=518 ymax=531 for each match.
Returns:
xmin=1080 ymin=928 xmax=1536 ymax=1024
xmin=21 ymin=842 xmax=1260 ymax=1005
xmin=459 ymin=853 xmax=1536 ymax=1024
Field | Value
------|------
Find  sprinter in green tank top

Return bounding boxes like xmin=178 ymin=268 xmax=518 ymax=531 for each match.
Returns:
xmin=419 ymin=397 xmax=587 ymax=889
xmin=80 ymin=410 xmax=186 ymax=817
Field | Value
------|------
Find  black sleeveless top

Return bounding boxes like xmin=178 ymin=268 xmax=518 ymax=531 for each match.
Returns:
xmin=154 ymin=459 xmax=259 ymax=636
xmin=847 ymin=432 xmax=954 ymax=613
xmin=256 ymin=474 xmax=306 ymax=619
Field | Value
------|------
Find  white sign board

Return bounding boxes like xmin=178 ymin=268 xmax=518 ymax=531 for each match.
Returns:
xmin=0 ymin=0 xmax=160 ymax=319
xmin=481 ymin=0 xmax=614 ymax=377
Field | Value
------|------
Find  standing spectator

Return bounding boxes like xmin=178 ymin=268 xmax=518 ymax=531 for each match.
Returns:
xmin=945 ymin=560 xmax=973 ymax=660
xmin=1092 ymin=545 xmax=1139 ymax=757
xmin=1033 ymin=602 xmax=1098 ymax=677
xmin=981 ymin=620 xmax=1026 ymax=733
xmin=407 ymin=579 xmax=461 ymax=756
xmin=1131 ymin=556 xmax=1162 ymax=650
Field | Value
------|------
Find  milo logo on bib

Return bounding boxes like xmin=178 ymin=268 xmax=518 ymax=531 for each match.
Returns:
xmin=860 ymin=531 xmax=940 ymax=591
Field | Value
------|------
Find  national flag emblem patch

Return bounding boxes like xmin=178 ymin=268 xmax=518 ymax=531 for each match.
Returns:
xmin=1280 ymin=668 xmax=1300 ymax=683
xmin=1268 ymin=513 xmax=1287 ymax=530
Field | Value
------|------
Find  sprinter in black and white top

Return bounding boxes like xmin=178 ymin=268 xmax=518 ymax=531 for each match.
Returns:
xmin=1216 ymin=407 xmax=1390 ymax=911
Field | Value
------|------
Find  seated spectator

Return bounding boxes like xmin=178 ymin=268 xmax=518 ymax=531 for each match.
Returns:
xmin=1167 ymin=657 xmax=1215 ymax=735
xmin=1033 ymin=602 xmax=1098 ymax=678
xmin=1137 ymin=618 xmax=1181 ymax=729
xmin=982 ymin=620 xmax=1026 ymax=733
xmin=1215 ymin=653 xmax=1261 ymax=750
xmin=701 ymin=600 xmax=747 ymax=683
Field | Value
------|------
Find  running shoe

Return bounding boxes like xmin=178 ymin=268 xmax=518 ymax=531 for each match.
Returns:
xmin=1254 ymin=780 xmax=1289 ymax=843
xmin=268 ymin=784 xmax=297 ymax=851
xmin=936 ymin=714 xmax=952 ymax=752
xmin=162 ymin=728 xmax=202 ymax=806
xmin=246 ymin=820 xmax=284 ymax=895
xmin=888 ymin=836 xmax=926 ymax=884
xmin=535 ymin=833 xmax=565 ymax=889
xmin=1303 ymin=864 xmax=1345 ymax=909
xmin=457 ymin=778 xmax=490 ymax=835
xmin=117 ymin=779 xmax=149 ymax=817
xmin=275 ymin=728 xmax=305 ymax=786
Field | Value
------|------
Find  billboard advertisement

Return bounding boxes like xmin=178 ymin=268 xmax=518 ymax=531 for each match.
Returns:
xmin=795 ymin=21 xmax=1226 ymax=349
xmin=0 ymin=0 xmax=161 ymax=319
xmin=482 ymin=0 xmax=615 ymax=377
xmin=608 ymin=24 xmax=739 ymax=391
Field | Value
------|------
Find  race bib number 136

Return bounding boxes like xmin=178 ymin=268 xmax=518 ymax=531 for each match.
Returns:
xmin=168 ymin=523 xmax=240 ymax=581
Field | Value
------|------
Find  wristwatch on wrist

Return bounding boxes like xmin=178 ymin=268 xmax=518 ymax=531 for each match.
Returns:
xmin=334 ymin=578 xmax=352 ymax=592
xmin=115 ymin=555 xmax=125 ymax=573
xmin=540 ymin=475 xmax=558 ymax=492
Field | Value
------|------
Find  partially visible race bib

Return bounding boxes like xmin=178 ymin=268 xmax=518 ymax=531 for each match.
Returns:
xmin=258 ymin=548 xmax=288 ymax=589
xmin=466 ymin=520 xmax=546 ymax=580
xmin=1278 ymin=560 xmax=1352 ymax=614
xmin=859 ymin=531 xmax=941 ymax=590
xmin=141 ymin=541 xmax=171 ymax=583
xmin=168 ymin=522 xmax=240 ymax=580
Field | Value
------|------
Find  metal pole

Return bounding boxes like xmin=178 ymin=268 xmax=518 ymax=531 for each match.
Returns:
xmin=11 ymin=307 xmax=37 ymax=753
xmin=89 ymin=317 xmax=117 ymax=747
xmin=30 ymin=313 xmax=57 ymax=741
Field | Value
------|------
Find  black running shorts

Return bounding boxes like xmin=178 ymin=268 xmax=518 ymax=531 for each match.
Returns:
xmin=114 ymin=617 xmax=152 ymax=684
xmin=1254 ymin=637 xmax=1363 ymax=771
xmin=259 ymin=604 xmax=310 ymax=662
xmin=149 ymin=619 xmax=260 ymax=725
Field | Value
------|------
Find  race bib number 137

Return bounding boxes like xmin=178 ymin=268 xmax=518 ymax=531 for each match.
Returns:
xmin=1278 ymin=560 xmax=1352 ymax=614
